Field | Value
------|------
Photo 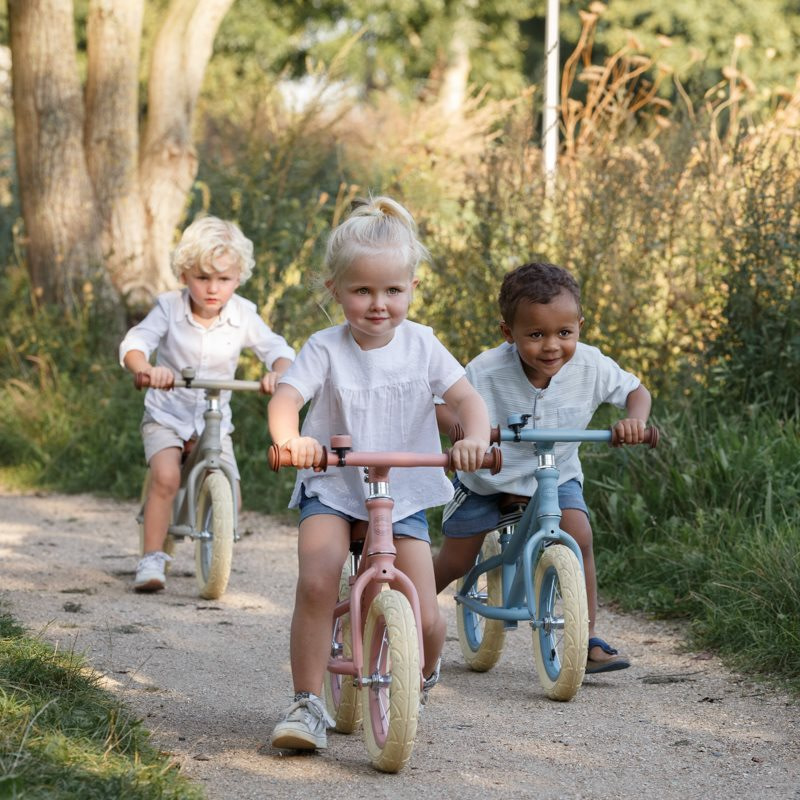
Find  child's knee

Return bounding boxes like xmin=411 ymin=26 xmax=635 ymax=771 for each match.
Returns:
xmin=295 ymin=570 xmax=338 ymax=606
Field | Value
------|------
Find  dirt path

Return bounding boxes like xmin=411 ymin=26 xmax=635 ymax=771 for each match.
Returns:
xmin=1 ymin=488 xmax=798 ymax=800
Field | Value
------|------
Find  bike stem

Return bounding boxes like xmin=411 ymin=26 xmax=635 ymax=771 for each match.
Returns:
xmin=344 ymin=465 xmax=426 ymax=688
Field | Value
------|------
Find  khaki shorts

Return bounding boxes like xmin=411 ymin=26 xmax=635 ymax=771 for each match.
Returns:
xmin=141 ymin=420 xmax=240 ymax=480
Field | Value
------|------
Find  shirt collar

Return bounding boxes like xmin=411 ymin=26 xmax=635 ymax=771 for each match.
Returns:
xmin=179 ymin=288 xmax=241 ymax=327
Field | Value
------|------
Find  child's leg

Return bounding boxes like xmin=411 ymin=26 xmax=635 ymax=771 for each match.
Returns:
xmin=394 ymin=537 xmax=446 ymax=678
xmin=289 ymin=513 xmax=351 ymax=694
xmin=142 ymin=447 xmax=182 ymax=553
xmin=559 ymin=509 xmax=597 ymax=638
xmin=433 ymin=532 xmax=487 ymax=593
xmin=560 ymin=508 xmax=627 ymax=670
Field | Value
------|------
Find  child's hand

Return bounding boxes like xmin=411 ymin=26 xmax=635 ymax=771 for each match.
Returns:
xmin=612 ymin=417 xmax=646 ymax=447
xmin=281 ymin=436 xmax=324 ymax=470
xmin=260 ymin=372 xmax=283 ymax=395
xmin=147 ymin=366 xmax=175 ymax=389
xmin=450 ymin=437 xmax=491 ymax=472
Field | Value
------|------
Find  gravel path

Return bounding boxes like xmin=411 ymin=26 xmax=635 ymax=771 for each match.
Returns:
xmin=1 ymin=489 xmax=798 ymax=800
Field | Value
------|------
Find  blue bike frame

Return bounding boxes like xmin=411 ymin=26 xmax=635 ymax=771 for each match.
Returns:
xmin=455 ymin=417 xmax=613 ymax=632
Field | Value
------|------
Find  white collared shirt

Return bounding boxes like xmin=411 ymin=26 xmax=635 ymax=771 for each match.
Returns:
xmin=279 ymin=321 xmax=466 ymax=521
xmin=119 ymin=289 xmax=295 ymax=440
xmin=458 ymin=341 xmax=641 ymax=497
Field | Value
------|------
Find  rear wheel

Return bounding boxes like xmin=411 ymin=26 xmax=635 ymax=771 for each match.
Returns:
xmin=194 ymin=472 xmax=234 ymax=599
xmin=531 ymin=545 xmax=588 ymax=701
xmin=456 ymin=530 xmax=505 ymax=671
xmin=323 ymin=559 xmax=361 ymax=733
xmin=361 ymin=590 xmax=420 ymax=773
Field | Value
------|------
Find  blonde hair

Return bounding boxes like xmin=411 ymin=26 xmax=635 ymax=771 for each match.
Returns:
xmin=324 ymin=196 xmax=431 ymax=289
xmin=171 ymin=216 xmax=255 ymax=283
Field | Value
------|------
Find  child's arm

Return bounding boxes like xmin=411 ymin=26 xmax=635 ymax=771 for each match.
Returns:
xmin=442 ymin=377 xmax=491 ymax=472
xmin=612 ymin=384 xmax=652 ymax=446
xmin=267 ymin=384 xmax=323 ymax=468
xmin=122 ymin=350 xmax=175 ymax=389
xmin=434 ymin=400 xmax=460 ymax=440
xmin=260 ymin=357 xmax=293 ymax=395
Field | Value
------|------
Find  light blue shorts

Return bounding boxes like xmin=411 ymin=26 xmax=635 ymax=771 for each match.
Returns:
xmin=442 ymin=476 xmax=589 ymax=538
xmin=298 ymin=484 xmax=430 ymax=543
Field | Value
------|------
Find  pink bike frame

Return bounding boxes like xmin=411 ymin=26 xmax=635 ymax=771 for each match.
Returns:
xmin=269 ymin=438 xmax=501 ymax=687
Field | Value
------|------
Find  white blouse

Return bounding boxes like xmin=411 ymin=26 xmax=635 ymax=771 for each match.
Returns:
xmin=280 ymin=321 xmax=465 ymax=521
xmin=119 ymin=289 xmax=295 ymax=440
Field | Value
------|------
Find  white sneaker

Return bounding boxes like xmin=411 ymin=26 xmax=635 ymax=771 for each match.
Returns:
xmin=420 ymin=657 xmax=441 ymax=707
xmin=270 ymin=693 xmax=335 ymax=750
xmin=134 ymin=551 xmax=172 ymax=593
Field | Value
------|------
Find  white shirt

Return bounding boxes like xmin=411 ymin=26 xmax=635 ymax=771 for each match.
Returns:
xmin=119 ymin=289 xmax=295 ymax=440
xmin=280 ymin=321 xmax=465 ymax=521
xmin=458 ymin=341 xmax=641 ymax=497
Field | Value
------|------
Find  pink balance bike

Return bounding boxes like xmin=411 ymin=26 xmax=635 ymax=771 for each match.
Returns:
xmin=269 ymin=435 xmax=501 ymax=773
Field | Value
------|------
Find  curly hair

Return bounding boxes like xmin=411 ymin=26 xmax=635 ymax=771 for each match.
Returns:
xmin=323 ymin=195 xmax=430 ymax=290
xmin=171 ymin=216 xmax=255 ymax=283
xmin=498 ymin=262 xmax=582 ymax=325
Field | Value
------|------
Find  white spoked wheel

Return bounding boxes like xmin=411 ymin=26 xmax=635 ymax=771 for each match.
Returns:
xmin=323 ymin=559 xmax=361 ymax=733
xmin=138 ymin=467 xmax=175 ymax=569
xmin=531 ymin=544 xmax=588 ymax=701
xmin=194 ymin=472 xmax=234 ymax=600
xmin=361 ymin=590 xmax=420 ymax=773
xmin=456 ymin=529 xmax=506 ymax=671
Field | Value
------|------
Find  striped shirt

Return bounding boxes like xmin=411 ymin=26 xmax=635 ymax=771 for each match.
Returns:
xmin=458 ymin=341 xmax=641 ymax=497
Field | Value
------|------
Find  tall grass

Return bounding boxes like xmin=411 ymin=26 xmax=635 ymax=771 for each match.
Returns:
xmin=584 ymin=404 xmax=800 ymax=684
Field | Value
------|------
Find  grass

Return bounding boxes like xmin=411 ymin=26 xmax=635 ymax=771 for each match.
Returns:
xmin=0 ymin=606 xmax=204 ymax=800
xmin=584 ymin=403 xmax=800 ymax=688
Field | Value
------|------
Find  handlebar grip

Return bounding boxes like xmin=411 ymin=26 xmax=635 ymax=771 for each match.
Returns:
xmin=447 ymin=422 xmax=465 ymax=444
xmin=134 ymin=372 xmax=151 ymax=390
xmin=268 ymin=443 xmax=329 ymax=472
xmin=447 ymin=447 xmax=502 ymax=475
xmin=611 ymin=425 xmax=660 ymax=448
xmin=485 ymin=447 xmax=502 ymax=475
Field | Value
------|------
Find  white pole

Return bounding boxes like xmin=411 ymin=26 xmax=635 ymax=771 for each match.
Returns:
xmin=543 ymin=0 xmax=560 ymax=195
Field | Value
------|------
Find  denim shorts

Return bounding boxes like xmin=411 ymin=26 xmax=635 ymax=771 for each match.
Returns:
xmin=297 ymin=484 xmax=430 ymax=543
xmin=441 ymin=476 xmax=589 ymax=538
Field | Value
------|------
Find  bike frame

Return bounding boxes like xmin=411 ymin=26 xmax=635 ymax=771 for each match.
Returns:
xmin=456 ymin=416 xmax=657 ymax=632
xmin=269 ymin=440 xmax=501 ymax=688
xmin=136 ymin=368 xmax=262 ymax=543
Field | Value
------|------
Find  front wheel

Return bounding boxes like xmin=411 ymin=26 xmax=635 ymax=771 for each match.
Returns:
xmin=531 ymin=544 xmax=588 ymax=701
xmin=361 ymin=590 xmax=420 ymax=773
xmin=194 ymin=471 xmax=234 ymax=599
xmin=323 ymin=559 xmax=361 ymax=733
xmin=456 ymin=530 xmax=506 ymax=671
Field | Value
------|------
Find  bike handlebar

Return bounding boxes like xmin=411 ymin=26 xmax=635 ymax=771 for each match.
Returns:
xmin=489 ymin=424 xmax=660 ymax=448
xmin=134 ymin=371 xmax=263 ymax=393
xmin=268 ymin=442 xmax=502 ymax=475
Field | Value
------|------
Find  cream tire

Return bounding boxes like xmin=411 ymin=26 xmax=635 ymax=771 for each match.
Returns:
xmin=361 ymin=590 xmax=420 ymax=773
xmin=323 ymin=560 xmax=361 ymax=733
xmin=194 ymin=472 xmax=234 ymax=599
xmin=456 ymin=530 xmax=506 ymax=671
xmin=531 ymin=544 xmax=588 ymax=701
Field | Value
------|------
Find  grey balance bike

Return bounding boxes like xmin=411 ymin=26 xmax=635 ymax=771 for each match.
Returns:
xmin=135 ymin=367 xmax=262 ymax=599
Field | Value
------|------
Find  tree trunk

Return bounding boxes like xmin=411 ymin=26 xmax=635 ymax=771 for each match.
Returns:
xmin=85 ymin=0 xmax=147 ymax=305
xmin=8 ymin=0 xmax=233 ymax=312
xmin=138 ymin=0 xmax=235 ymax=301
xmin=8 ymin=0 xmax=105 ymax=308
xmin=438 ymin=15 xmax=473 ymax=119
